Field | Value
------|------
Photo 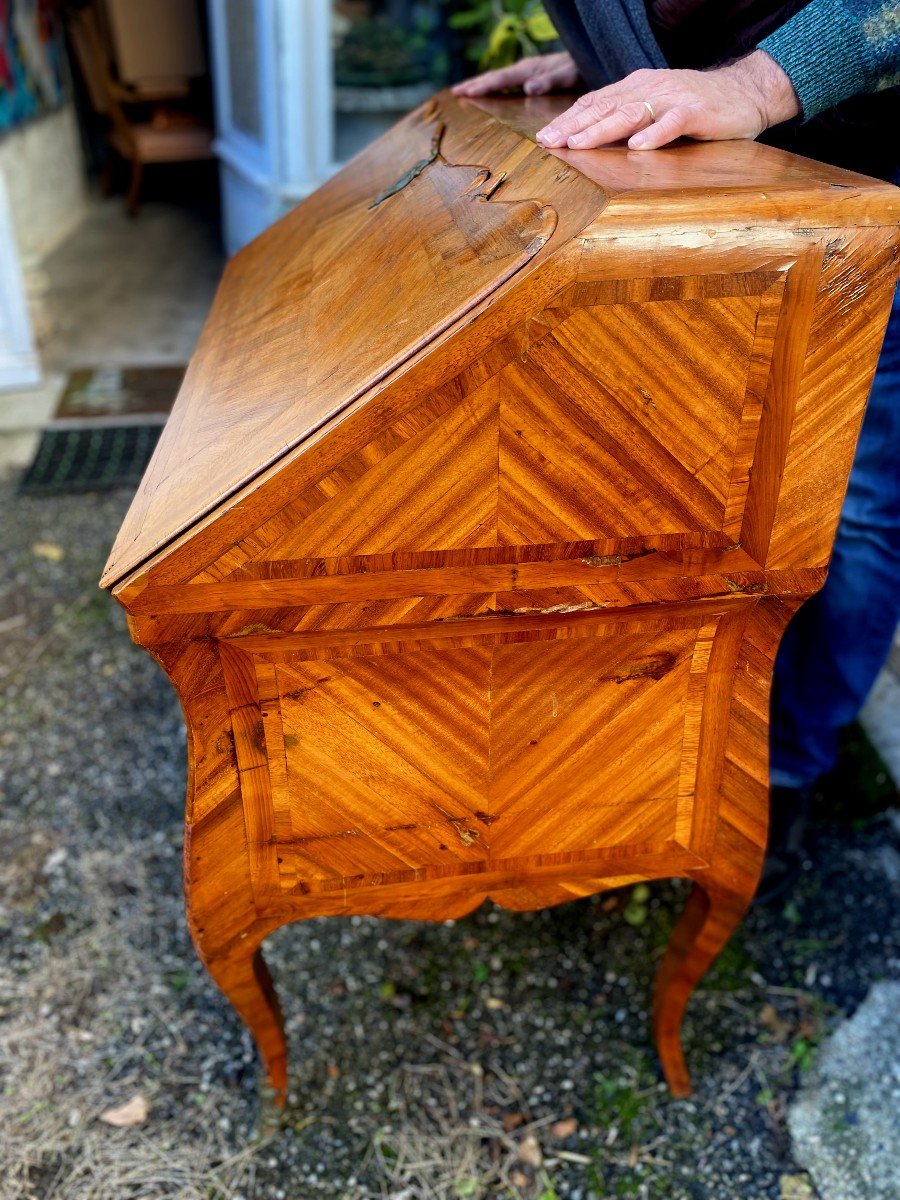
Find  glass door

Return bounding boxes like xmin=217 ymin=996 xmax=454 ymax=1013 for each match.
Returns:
xmin=209 ymin=0 xmax=477 ymax=253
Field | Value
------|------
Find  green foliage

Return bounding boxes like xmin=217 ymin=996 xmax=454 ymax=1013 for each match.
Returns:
xmin=592 ymin=1074 xmax=648 ymax=1143
xmin=703 ymin=933 xmax=758 ymax=990
xmin=622 ymin=883 xmax=651 ymax=927
xmin=167 ymin=968 xmax=190 ymax=993
xmin=788 ymin=1036 xmax=816 ymax=1072
xmin=447 ymin=0 xmax=558 ymax=68
xmin=335 ymin=13 xmax=446 ymax=86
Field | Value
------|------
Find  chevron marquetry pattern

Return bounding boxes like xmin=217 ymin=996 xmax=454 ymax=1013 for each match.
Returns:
xmin=227 ymin=616 xmax=724 ymax=900
xmin=499 ymin=297 xmax=762 ymax=542
xmin=487 ymin=629 xmax=695 ymax=857
xmin=187 ymin=290 xmax=773 ymax=582
xmin=274 ymin=648 xmax=492 ymax=881
xmin=261 ymin=377 xmax=501 ymax=560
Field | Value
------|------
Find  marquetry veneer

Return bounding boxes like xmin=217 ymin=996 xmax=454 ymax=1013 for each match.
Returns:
xmin=102 ymin=91 xmax=900 ymax=1102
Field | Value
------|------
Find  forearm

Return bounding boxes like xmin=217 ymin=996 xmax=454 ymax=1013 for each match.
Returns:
xmin=759 ymin=0 xmax=900 ymax=120
xmin=715 ymin=49 xmax=801 ymax=132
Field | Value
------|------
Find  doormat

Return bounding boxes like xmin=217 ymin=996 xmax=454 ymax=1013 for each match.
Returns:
xmin=19 ymin=366 xmax=184 ymax=495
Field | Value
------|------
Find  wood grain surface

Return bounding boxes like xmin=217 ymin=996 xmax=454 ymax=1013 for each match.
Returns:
xmin=103 ymin=90 xmax=900 ymax=1105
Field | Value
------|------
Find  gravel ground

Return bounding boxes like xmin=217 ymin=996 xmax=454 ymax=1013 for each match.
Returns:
xmin=1 ymin=476 xmax=898 ymax=1200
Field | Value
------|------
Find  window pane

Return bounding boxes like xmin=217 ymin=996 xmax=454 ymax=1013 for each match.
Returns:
xmin=332 ymin=1 xmax=451 ymax=162
xmin=225 ymin=0 xmax=261 ymax=140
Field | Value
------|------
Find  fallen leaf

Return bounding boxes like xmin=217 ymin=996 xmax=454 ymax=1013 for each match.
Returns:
xmin=453 ymin=1179 xmax=477 ymax=1198
xmin=99 ymin=1094 xmax=149 ymax=1127
xmin=551 ymin=1117 xmax=578 ymax=1139
xmin=779 ymin=1173 xmax=815 ymax=1200
xmin=796 ymin=1014 xmax=818 ymax=1041
xmin=32 ymin=541 xmax=65 ymax=562
xmin=759 ymin=1003 xmax=792 ymax=1044
xmin=518 ymin=1134 xmax=543 ymax=1168
xmin=503 ymin=1111 xmax=525 ymax=1132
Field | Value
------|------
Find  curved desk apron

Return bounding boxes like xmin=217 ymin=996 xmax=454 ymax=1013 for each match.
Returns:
xmin=102 ymin=91 xmax=900 ymax=1103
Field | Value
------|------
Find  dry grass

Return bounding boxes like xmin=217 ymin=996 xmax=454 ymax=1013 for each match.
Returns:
xmin=365 ymin=1047 xmax=589 ymax=1199
xmin=0 ymin=830 xmax=262 ymax=1200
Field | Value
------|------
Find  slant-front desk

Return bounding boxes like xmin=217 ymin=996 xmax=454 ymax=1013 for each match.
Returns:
xmin=102 ymin=92 xmax=900 ymax=1102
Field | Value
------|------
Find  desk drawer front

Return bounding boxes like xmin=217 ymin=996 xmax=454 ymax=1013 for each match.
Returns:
xmin=219 ymin=607 xmax=732 ymax=901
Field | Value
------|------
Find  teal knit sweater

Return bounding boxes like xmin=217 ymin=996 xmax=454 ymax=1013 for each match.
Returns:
xmin=760 ymin=0 xmax=900 ymax=119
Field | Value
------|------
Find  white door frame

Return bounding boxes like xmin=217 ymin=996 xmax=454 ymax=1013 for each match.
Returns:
xmin=207 ymin=0 xmax=335 ymax=255
xmin=0 ymin=171 xmax=39 ymax=390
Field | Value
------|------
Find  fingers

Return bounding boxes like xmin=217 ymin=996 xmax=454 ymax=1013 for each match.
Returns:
xmin=524 ymin=54 xmax=579 ymax=95
xmin=523 ymin=62 xmax=574 ymax=96
xmin=451 ymin=59 xmax=537 ymax=97
xmin=458 ymin=64 xmax=700 ymax=151
xmin=536 ymin=91 xmax=621 ymax=146
xmin=628 ymin=105 xmax=690 ymax=149
xmin=568 ymin=101 xmax=656 ymax=147
xmin=539 ymin=100 xmax=654 ymax=149
xmin=522 ymin=73 xmax=553 ymax=96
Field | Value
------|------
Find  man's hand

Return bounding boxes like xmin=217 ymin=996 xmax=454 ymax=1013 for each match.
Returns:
xmin=451 ymin=51 xmax=579 ymax=99
xmin=536 ymin=51 xmax=799 ymax=150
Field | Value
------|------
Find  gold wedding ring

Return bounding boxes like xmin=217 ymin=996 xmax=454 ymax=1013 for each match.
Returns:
xmin=641 ymin=100 xmax=655 ymax=122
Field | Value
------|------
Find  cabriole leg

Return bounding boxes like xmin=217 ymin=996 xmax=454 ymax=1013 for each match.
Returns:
xmin=652 ymin=870 xmax=759 ymax=1096
xmin=201 ymin=934 xmax=288 ymax=1103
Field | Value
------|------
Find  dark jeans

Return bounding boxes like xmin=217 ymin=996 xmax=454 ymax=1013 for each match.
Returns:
xmin=771 ymin=283 xmax=900 ymax=788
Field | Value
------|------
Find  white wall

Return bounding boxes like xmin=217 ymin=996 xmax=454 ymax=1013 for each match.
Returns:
xmin=0 ymin=104 xmax=87 ymax=270
xmin=0 ymin=104 xmax=88 ymax=360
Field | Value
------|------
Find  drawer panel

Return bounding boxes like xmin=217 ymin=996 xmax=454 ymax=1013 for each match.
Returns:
xmin=218 ymin=606 xmax=729 ymax=899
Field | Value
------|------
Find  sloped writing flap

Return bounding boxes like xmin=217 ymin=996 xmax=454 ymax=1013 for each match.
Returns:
xmin=102 ymin=107 xmax=557 ymax=587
